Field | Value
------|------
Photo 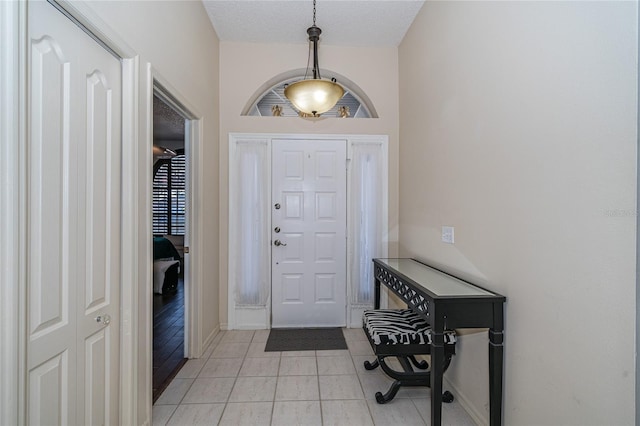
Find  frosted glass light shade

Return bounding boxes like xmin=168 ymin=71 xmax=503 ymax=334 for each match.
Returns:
xmin=284 ymin=79 xmax=345 ymax=115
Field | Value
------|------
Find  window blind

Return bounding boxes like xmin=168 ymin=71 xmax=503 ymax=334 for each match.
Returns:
xmin=153 ymin=155 xmax=186 ymax=235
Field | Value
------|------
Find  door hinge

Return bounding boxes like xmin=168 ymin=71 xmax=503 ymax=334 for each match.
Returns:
xmin=184 ymin=246 xmax=190 ymax=254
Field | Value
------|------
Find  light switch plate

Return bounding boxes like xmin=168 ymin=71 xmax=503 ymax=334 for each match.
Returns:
xmin=442 ymin=226 xmax=455 ymax=244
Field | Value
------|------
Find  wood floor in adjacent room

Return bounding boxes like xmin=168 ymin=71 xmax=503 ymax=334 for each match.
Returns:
xmin=153 ymin=279 xmax=187 ymax=402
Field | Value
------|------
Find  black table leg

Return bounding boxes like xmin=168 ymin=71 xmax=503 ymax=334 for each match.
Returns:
xmin=489 ymin=328 xmax=504 ymax=426
xmin=430 ymin=319 xmax=445 ymax=426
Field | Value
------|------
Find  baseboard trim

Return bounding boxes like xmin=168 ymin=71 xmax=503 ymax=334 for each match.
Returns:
xmin=233 ymin=324 xmax=269 ymax=330
xmin=444 ymin=376 xmax=488 ymax=426
xmin=201 ymin=325 xmax=219 ymax=357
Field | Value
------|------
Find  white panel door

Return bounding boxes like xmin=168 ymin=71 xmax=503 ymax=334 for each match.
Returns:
xmin=272 ymin=139 xmax=347 ymax=327
xmin=26 ymin=2 xmax=122 ymax=424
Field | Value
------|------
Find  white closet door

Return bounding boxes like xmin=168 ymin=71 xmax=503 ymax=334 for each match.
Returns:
xmin=26 ymin=2 xmax=122 ymax=424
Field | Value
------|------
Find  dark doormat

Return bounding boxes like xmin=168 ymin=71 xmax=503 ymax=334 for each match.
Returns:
xmin=265 ymin=328 xmax=348 ymax=352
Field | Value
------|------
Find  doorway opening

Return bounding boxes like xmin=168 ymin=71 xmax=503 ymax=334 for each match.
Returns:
xmin=151 ymin=94 xmax=188 ymax=401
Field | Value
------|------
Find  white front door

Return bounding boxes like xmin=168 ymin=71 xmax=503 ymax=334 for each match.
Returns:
xmin=271 ymin=139 xmax=347 ymax=328
xmin=26 ymin=2 xmax=122 ymax=424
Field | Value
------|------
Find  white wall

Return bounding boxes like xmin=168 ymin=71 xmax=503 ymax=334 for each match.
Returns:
xmin=399 ymin=1 xmax=637 ymax=425
xmin=218 ymin=42 xmax=400 ymax=328
xmin=81 ymin=2 xmax=220 ymax=424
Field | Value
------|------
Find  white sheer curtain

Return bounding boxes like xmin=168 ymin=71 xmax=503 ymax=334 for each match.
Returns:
xmin=349 ymin=142 xmax=385 ymax=305
xmin=233 ymin=141 xmax=269 ymax=306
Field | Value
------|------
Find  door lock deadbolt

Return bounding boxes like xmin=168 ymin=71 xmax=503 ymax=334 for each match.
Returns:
xmin=274 ymin=203 xmax=281 ymax=210
xmin=274 ymin=227 xmax=281 ymax=233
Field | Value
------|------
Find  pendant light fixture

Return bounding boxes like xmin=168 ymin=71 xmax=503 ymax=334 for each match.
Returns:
xmin=152 ymin=145 xmax=177 ymax=159
xmin=284 ymin=0 xmax=344 ymax=117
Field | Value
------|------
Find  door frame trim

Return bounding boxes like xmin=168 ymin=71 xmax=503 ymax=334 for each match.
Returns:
xmin=151 ymin=75 xmax=205 ymax=360
xmin=2 ymin=1 xmax=142 ymax=424
xmin=228 ymin=133 xmax=389 ymax=330
xmin=1 ymin=2 xmax=25 ymax=424
xmin=138 ymin=66 xmax=206 ymax=421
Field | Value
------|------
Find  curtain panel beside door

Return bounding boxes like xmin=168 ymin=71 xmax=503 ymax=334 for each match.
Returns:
xmin=232 ymin=141 xmax=270 ymax=306
xmin=349 ymin=142 xmax=386 ymax=306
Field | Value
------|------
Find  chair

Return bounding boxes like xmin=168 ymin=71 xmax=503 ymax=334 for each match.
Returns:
xmin=362 ymin=308 xmax=457 ymax=403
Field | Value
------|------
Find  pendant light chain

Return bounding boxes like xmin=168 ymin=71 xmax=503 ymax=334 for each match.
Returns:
xmin=311 ymin=0 xmax=320 ymax=80
xmin=284 ymin=0 xmax=344 ymax=117
xmin=313 ymin=0 xmax=316 ymax=26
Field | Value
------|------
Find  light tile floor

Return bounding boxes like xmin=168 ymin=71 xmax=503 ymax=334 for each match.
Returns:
xmin=153 ymin=328 xmax=476 ymax=425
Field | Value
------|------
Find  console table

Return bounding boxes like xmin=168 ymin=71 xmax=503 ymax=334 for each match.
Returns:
xmin=373 ymin=258 xmax=506 ymax=426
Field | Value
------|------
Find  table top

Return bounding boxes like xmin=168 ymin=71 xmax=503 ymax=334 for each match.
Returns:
xmin=375 ymin=258 xmax=504 ymax=300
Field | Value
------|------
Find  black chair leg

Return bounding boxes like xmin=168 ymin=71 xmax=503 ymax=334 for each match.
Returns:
xmin=375 ymin=381 xmax=402 ymax=404
xmin=408 ymin=355 xmax=429 ymax=370
xmin=442 ymin=390 xmax=455 ymax=403
xmin=364 ymin=359 xmax=379 ymax=370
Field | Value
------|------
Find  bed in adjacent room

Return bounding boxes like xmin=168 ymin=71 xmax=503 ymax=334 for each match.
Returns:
xmin=153 ymin=236 xmax=182 ymax=295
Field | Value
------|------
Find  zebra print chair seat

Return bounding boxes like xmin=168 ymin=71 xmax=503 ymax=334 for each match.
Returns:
xmin=362 ymin=308 xmax=457 ymax=404
xmin=363 ymin=309 xmax=457 ymax=346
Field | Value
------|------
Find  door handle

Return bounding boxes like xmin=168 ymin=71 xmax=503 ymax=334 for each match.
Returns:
xmin=95 ymin=314 xmax=111 ymax=325
xmin=274 ymin=239 xmax=287 ymax=247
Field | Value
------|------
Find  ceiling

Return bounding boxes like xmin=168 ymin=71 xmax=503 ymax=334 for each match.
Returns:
xmin=202 ymin=1 xmax=425 ymax=47
xmin=153 ymin=95 xmax=185 ymax=149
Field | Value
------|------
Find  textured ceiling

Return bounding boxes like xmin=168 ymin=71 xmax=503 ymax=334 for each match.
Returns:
xmin=202 ymin=0 xmax=425 ymax=47
xmin=153 ymin=95 xmax=185 ymax=150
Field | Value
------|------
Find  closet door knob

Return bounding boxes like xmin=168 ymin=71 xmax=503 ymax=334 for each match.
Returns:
xmin=95 ymin=314 xmax=111 ymax=325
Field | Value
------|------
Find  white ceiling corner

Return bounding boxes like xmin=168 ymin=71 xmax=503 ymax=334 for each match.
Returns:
xmin=201 ymin=0 xmax=425 ymax=47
